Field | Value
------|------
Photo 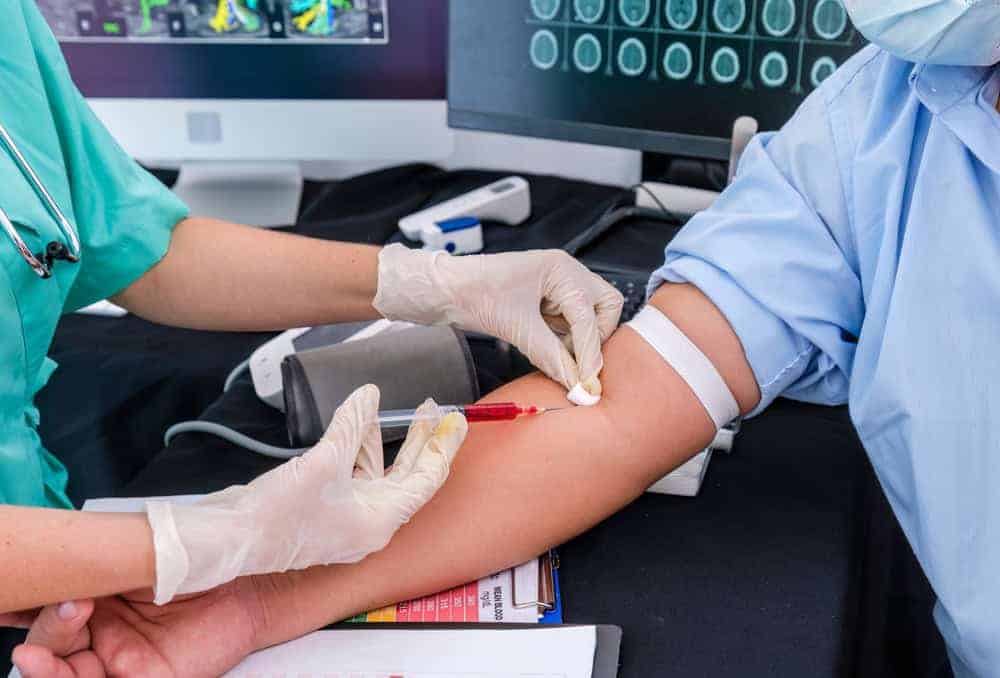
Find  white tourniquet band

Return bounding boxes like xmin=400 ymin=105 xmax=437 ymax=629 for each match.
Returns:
xmin=626 ymin=306 xmax=739 ymax=429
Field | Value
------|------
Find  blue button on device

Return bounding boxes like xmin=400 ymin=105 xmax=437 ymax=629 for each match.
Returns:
xmin=436 ymin=216 xmax=481 ymax=233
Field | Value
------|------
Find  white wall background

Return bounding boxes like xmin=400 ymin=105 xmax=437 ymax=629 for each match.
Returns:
xmin=301 ymin=129 xmax=642 ymax=188
xmin=92 ymin=100 xmax=641 ymax=189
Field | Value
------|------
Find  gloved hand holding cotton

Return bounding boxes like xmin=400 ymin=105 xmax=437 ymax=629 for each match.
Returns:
xmin=145 ymin=384 xmax=467 ymax=605
xmin=374 ymin=244 xmax=624 ymax=404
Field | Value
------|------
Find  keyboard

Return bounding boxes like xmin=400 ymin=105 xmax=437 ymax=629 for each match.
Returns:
xmin=592 ymin=266 xmax=648 ymax=324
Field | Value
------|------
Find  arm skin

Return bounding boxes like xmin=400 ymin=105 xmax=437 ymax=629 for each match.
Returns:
xmin=248 ymin=283 xmax=762 ymax=649
xmin=2 ymin=218 xmax=381 ymax=614
xmin=113 ymin=217 xmax=382 ymax=330
xmin=0 ymin=509 xmax=155 ymax=614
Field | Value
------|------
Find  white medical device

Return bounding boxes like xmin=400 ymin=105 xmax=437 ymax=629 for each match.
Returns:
xmin=398 ymin=176 xmax=531 ymax=241
xmin=249 ymin=319 xmax=408 ymax=410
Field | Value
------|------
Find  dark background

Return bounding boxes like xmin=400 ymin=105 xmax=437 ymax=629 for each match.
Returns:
xmin=56 ymin=0 xmax=448 ymax=99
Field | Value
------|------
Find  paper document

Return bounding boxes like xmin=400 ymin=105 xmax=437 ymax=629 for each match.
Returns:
xmin=226 ymin=627 xmax=597 ymax=677
xmin=11 ymin=627 xmax=597 ymax=678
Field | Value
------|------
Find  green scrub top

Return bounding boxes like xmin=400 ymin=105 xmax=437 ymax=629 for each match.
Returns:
xmin=0 ymin=0 xmax=189 ymax=508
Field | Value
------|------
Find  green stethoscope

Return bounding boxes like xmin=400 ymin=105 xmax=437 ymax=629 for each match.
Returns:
xmin=0 ymin=120 xmax=80 ymax=278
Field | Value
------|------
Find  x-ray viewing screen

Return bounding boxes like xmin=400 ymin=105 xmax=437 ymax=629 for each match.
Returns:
xmin=450 ymin=0 xmax=867 ymax=154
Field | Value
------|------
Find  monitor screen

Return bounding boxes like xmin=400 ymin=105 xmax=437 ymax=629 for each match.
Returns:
xmin=41 ymin=0 xmax=389 ymax=42
xmin=43 ymin=0 xmax=446 ymax=100
xmin=449 ymin=0 xmax=867 ymax=159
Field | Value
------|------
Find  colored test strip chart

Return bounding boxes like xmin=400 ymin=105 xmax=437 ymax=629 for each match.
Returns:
xmin=352 ymin=567 xmax=540 ymax=624
xmin=527 ymin=0 xmax=862 ymax=94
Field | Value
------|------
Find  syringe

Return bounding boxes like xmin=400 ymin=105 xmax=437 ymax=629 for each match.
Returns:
xmin=377 ymin=402 xmax=559 ymax=428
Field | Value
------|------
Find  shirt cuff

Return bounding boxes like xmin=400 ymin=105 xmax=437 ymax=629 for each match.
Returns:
xmin=648 ymin=256 xmax=817 ymax=418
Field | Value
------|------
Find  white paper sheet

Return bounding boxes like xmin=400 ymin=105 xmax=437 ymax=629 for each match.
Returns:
xmin=226 ymin=626 xmax=597 ymax=677
xmin=8 ymin=622 xmax=596 ymax=678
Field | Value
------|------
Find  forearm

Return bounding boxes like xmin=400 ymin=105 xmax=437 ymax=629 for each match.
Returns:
xmin=114 ymin=218 xmax=382 ymax=331
xmin=252 ymin=284 xmax=760 ymax=648
xmin=0 ymin=507 xmax=154 ymax=613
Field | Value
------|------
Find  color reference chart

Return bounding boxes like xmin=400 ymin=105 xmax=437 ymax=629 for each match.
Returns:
xmin=349 ymin=566 xmax=541 ymax=624
xmin=527 ymin=0 xmax=861 ymax=94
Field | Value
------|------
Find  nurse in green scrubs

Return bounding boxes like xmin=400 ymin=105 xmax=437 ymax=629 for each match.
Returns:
xmin=0 ymin=0 xmax=622 ymax=615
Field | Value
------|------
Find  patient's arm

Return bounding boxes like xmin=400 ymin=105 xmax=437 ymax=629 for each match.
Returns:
xmin=251 ymin=283 xmax=761 ymax=649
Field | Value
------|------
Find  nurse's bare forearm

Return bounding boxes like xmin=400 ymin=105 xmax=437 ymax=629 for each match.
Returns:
xmin=249 ymin=285 xmax=761 ymax=650
xmin=115 ymin=218 xmax=382 ymax=331
xmin=0 ymin=507 xmax=154 ymax=614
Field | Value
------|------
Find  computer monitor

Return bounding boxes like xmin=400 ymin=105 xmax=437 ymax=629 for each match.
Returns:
xmin=449 ymin=0 xmax=866 ymax=161
xmin=40 ymin=0 xmax=450 ymax=224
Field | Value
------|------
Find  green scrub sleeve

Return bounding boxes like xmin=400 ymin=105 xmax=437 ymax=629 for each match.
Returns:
xmin=60 ymin=86 xmax=190 ymax=312
xmin=19 ymin=1 xmax=191 ymax=311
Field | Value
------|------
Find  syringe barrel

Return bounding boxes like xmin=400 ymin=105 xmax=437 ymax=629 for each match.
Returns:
xmin=377 ymin=405 xmax=463 ymax=428
xmin=376 ymin=403 xmax=531 ymax=427
xmin=460 ymin=402 xmax=524 ymax=422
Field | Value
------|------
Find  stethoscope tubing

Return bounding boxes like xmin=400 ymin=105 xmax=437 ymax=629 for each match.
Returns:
xmin=0 ymin=119 xmax=81 ymax=278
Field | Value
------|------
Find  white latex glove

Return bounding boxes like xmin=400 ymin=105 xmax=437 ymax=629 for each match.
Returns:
xmin=146 ymin=384 xmax=467 ymax=605
xmin=373 ymin=244 xmax=624 ymax=403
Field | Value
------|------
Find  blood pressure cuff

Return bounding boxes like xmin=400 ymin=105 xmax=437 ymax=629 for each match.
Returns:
xmin=281 ymin=325 xmax=480 ymax=447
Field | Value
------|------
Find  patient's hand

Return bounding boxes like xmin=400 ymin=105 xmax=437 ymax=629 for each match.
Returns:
xmin=12 ymin=580 xmax=267 ymax=677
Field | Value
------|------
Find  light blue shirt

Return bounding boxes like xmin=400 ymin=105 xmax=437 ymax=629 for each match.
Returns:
xmin=651 ymin=45 xmax=1000 ymax=677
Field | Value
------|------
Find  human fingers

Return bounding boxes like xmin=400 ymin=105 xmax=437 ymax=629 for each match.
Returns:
xmin=590 ymin=276 xmax=625 ymax=342
xmin=24 ymin=600 xmax=93 ymax=657
xmin=544 ymin=267 xmax=624 ymax=346
xmin=12 ymin=644 xmax=105 ymax=678
xmin=518 ymin=311 xmax=581 ymax=392
xmin=385 ymin=399 xmax=442 ymax=482
xmin=387 ymin=412 xmax=468 ymax=520
xmin=555 ymin=289 xmax=607 ymax=397
xmin=313 ymin=384 xmax=383 ymax=479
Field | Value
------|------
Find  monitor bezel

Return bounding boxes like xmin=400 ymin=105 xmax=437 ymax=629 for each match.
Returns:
xmin=447 ymin=107 xmax=730 ymax=161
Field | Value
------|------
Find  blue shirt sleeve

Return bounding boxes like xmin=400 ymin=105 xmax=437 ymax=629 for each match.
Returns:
xmin=21 ymin=1 xmax=190 ymax=311
xmin=648 ymin=86 xmax=865 ymax=416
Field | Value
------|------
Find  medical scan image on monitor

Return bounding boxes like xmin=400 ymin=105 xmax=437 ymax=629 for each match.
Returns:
xmin=451 ymin=1 xmax=866 ymax=157
xmin=528 ymin=0 xmax=855 ymax=93
xmin=38 ymin=0 xmax=387 ymax=42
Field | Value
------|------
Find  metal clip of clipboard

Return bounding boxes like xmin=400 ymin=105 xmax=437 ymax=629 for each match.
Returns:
xmin=513 ymin=551 xmax=558 ymax=612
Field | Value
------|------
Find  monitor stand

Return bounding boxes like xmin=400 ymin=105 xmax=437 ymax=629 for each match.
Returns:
xmin=564 ymin=116 xmax=760 ymax=257
xmin=172 ymin=162 xmax=303 ymax=228
xmin=634 ymin=115 xmax=758 ymax=219
xmin=634 ymin=182 xmax=720 ymax=216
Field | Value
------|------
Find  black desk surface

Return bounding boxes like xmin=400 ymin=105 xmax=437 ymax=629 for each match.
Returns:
xmin=29 ymin=165 xmax=948 ymax=677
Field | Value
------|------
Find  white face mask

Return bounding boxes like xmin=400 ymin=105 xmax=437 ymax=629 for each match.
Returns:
xmin=844 ymin=0 xmax=1000 ymax=66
